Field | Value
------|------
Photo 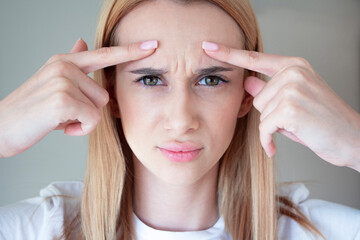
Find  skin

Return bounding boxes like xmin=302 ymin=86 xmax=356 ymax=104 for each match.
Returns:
xmin=0 ymin=0 xmax=359 ymax=234
xmin=202 ymin=43 xmax=360 ymax=171
xmin=0 ymin=38 xmax=159 ymax=158
xmin=113 ymin=0 xmax=360 ymax=231
xmin=114 ymin=0 xmax=252 ymax=231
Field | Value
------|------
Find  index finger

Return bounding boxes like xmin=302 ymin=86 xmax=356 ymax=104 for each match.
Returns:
xmin=201 ymin=41 xmax=306 ymax=77
xmin=49 ymin=40 xmax=158 ymax=74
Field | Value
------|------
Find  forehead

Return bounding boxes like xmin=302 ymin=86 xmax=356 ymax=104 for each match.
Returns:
xmin=115 ymin=0 xmax=244 ymax=69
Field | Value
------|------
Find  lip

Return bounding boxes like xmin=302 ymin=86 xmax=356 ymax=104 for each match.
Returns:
xmin=158 ymin=142 xmax=203 ymax=152
xmin=158 ymin=142 xmax=203 ymax=162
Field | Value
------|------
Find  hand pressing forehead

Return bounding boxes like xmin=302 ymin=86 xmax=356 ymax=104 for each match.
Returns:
xmin=114 ymin=0 xmax=245 ymax=77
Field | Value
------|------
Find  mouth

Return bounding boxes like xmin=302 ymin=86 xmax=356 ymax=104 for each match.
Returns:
xmin=158 ymin=147 xmax=203 ymax=162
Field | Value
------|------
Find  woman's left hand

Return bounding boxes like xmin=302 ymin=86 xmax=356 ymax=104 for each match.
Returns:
xmin=202 ymin=41 xmax=360 ymax=172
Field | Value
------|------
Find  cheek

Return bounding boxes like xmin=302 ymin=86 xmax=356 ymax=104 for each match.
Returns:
xmin=116 ymin=87 xmax=153 ymax=135
xmin=206 ymin=92 xmax=243 ymax=146
xmin=115 ymin=82 xmax=164 ymax=159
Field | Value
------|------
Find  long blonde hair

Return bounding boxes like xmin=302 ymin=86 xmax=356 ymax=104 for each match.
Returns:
xmin=60 ymin=0 xmax=323 ymax=239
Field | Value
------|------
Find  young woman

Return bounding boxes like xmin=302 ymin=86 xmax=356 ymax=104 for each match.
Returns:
xmin=0 ymin=0 xmax=359 ymax=239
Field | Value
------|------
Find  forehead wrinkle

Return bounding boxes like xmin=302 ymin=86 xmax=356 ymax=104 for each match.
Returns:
xmin=122 ymin=42 xmax=235 ymax=77
xmin=165 ymin=47 xmax=191 ymax=77
xmin=115 ymin=0 xmax=245 ymax=74
xmin=167 ymin=43 xmax=211 ymax=77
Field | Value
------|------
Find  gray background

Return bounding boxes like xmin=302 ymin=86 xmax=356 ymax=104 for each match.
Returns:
xmin=0 ymin=0 xmax=359 ymax=209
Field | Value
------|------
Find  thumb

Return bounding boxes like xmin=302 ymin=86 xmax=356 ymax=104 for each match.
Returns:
xmin=244 ymin=76 xmax=267 ymax=97
xmin=70 ymin=38 xmax=88 ymax=53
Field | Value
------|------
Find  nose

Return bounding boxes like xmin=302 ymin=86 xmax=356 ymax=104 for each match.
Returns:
xmin=163 ymin=85 xmax=200 ymax=136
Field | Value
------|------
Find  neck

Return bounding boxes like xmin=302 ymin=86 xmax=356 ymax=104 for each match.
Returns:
xmin=133 ymin=157 xmax=219 ymax=231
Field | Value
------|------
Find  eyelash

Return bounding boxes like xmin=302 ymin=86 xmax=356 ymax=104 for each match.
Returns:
xmin=134 ymin=75 xmax=230 ymax=89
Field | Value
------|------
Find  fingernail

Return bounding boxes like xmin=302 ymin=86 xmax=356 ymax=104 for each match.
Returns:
xmin=140 ymin=40 xmax=158 ymax=50
xmin=76 ymin=37 xmax=82 ymax=43
xmin=202 ymin=41 xmax=218 ymax=51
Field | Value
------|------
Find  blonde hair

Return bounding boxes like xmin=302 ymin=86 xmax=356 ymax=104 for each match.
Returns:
xmin=60 ymin=0 xmax=324 ymax=239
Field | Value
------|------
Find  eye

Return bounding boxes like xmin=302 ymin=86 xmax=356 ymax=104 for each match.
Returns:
xmin=135 ymin=75 xmax=164 ymax=87
xmin=197 ymin=75 xmax=229 ymax=87
xmin=134 ymin=75 xmax=229 ymax=88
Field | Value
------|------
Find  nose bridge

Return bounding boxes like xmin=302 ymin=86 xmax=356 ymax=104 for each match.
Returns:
xmin=164 ymin=80 xmax=199 ymax=133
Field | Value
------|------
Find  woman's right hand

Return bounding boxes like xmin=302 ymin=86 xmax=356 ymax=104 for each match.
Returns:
xmin=0 ymin=38 xmax=158 ymax=158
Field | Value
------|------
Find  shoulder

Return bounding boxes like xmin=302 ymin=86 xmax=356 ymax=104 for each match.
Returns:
xmin=0 ymin=181 xmax=83 ymax=240
xmin=277 ymin=183 xmax=360 ymax=240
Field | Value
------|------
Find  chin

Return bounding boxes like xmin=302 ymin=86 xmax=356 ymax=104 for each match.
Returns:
xmin=153 ymin=159 xmax=219 ymax=186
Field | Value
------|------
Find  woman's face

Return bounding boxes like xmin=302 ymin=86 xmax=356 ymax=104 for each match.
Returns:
xmin=114 ymin=0 xmax=251 ymax=185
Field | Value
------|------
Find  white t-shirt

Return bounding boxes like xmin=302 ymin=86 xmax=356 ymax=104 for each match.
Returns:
xmin=0 ymin=181 xmax=359 ymax=240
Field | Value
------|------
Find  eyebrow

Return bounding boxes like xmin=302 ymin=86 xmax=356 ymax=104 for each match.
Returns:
xmin=128 ymin=66 xmax=234 ymax=75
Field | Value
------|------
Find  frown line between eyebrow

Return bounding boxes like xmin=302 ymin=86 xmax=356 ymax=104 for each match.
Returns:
xmin=128 ymin=66 xmax=234 ymax=75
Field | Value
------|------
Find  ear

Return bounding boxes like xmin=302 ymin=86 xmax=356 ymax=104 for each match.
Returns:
xmin=238 ymin=91 xmax=253 ymax=118
xmin=109 ymin=97 xmax=121 ymax=118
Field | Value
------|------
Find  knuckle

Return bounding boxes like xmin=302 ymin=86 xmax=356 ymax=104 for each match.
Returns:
xmin=259 ymin=121 xmax=265 ymax=132
xmin=93 ymin=109 xmax=102 ymax=123
xmin=47 ymin=54 xmax=65 ymax=64
xmin=51 ymin=91 xmax=72 ymax=109
xmin=280 ymin=102 xmax=297 ymax=118
xmin=86 ymin=108 xmax=101 ymax=129
xmin=292 ymin=57 xmax=311 ymax=68
xmin=283 ymin=66 xmax=306 ymax=80
xmin=96 ymin=47 xmax=113 ymax=59
xmin=223 ymin=46 xmax=232 ymax=62
xmin=48 ymin=61 xmax=71 ymax=77
xmin=126 ymin=43 xmax=138 ymax=57
xmin=53 ymin=77 xmax=74 ymax=91
xmin=285 ymin=122 xmax=297 ymax=134
xmin=101 ymin=90 xmax=110 ymax=106
xmin=253 ymin=97 xmax=262 ymax=110
xmin=282 ymin=83 xmax=301 ymax=98
xmin=247 ymin=51 xmax=260 ymax=64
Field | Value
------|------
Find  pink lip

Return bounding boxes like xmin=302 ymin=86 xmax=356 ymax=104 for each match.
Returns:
xmin=158 ymin=142 xmax=203 ymax=162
